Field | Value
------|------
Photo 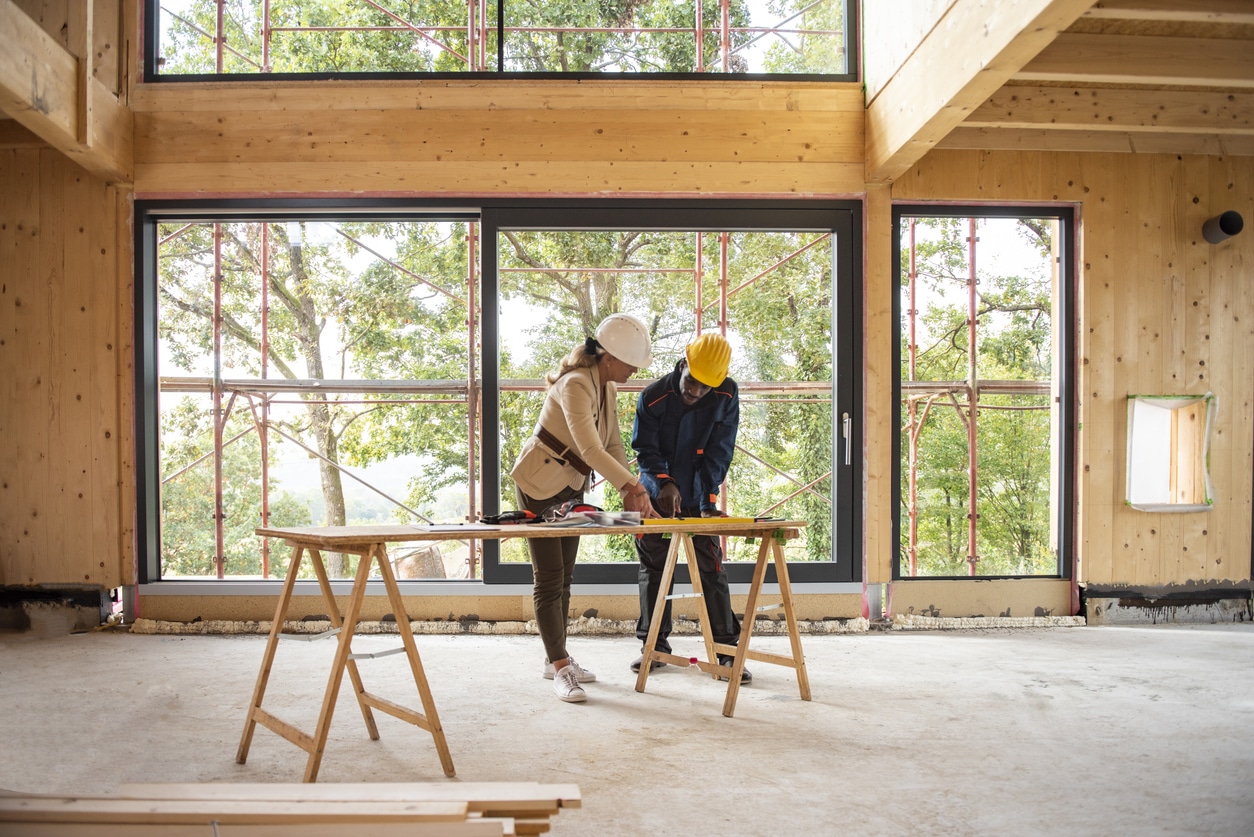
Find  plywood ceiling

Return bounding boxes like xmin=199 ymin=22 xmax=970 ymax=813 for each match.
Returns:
xmin=937 ymin=0 xmax=1254 ymax=158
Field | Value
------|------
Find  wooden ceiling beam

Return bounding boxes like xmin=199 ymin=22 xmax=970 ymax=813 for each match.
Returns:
xmin=937 ymin=126 xmax=1254 ymax=156
xmin=1017 ymin=33 xmax=1254 ymax=87
xmin=0 ymin=118 xmax=48 ymax=148
xmin=0 ymin=0 xmax=133 ymax=182
xmin=864 ymin=0 xmax=1096 ymax=185
xmin=1083 ymin=0 xmax=1254 ymax=25
xmin=967 ymin=86 xmax=1254 ymax=134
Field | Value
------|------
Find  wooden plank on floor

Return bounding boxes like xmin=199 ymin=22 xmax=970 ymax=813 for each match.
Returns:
xmin=0 ymin=797 xmax=470 ymax=824
xmin=3 ymin=823 xmax=506 ymax=837
xmin=512 ymin=817 xmax=550 ymax=835
xmin=118 ymin=782 xmax=582 ymax=811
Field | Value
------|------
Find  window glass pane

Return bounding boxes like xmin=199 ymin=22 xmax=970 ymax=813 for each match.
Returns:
xmin=722 ymin=231 xmax=833 ymax=562
xmin=899 ymin=216 xmax=1061 ymax=577
xmin=157 ymin=0 xmax=480 ymax=74
xmin=157 ymin=219 xmax=478 ymax=579
xmin=497 ymin=228 xmax=832 ymax=565
xmin=152 ymin=0 xmax=849 ymax=76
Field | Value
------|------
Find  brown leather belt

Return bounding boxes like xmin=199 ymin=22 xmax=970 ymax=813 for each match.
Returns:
xmin=535 ymin=425 xmax=592 ymax=476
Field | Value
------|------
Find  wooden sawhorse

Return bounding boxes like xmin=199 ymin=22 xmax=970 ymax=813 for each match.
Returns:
xmin=238 ymin=526 xmax=455 ymax=782
xmin=633 ymin=521 xmax=811 ymax=716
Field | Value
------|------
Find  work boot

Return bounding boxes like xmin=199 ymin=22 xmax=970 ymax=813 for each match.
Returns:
xmin=630 ymin=654 xmax=666 ymax=673
xmin=718 ymin=654 xmax=752 ymax=684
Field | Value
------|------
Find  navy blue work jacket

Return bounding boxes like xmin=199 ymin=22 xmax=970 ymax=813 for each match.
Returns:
xmin=631 ymin=361 xmax=740 ymax=514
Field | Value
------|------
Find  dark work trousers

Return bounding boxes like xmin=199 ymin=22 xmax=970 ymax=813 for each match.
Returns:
xmin=635 ymin=530 xmax=741 ymax=655
xmin=515 ymin=483 xmax=584 ymax=664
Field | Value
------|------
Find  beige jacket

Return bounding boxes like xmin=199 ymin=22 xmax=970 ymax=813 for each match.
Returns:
xmin=510 ymin=364 xmax=639 ymax=501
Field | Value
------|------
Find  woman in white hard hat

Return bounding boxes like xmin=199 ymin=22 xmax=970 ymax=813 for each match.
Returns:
xmin=511 ymin=313 xmax=659 ymax=704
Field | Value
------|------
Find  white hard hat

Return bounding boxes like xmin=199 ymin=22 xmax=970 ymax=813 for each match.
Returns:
xmin=595 ymin=313 xmax=653 ymax=369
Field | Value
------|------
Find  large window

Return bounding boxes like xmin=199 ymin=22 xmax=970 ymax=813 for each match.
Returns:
xmin=893 ymin=207 xmax=1075 ymax=579
xmin=144 ymin=213 xmax=481 ymax=582
xmin=135 ymin=200 xmax=860 ymax=587
xmin=147 ymin=0 xmax=855 ymax=79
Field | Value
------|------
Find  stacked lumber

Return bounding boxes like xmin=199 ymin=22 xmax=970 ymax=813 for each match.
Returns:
xmin=0 ymin=782 xmax=581 ymax=836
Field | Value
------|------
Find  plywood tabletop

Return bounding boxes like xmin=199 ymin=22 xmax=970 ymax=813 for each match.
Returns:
xmin=255 ymin=520 xmax=804 ymax=547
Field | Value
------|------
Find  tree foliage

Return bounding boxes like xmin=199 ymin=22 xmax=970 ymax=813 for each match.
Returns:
xmin=158 ymin=220 xmax=475 ymax=577
xmin=160 ymin=397 xmax=311 ymax=577
xmin=158 ymin=220 xmax=839 ymax=576
xmin=157 ymin=0 xmax=847 ymax=74
xmin=899 ymin=217 xmax=1058 ymax=577
xmin=490 ymin=229 xmax=834 ymax=565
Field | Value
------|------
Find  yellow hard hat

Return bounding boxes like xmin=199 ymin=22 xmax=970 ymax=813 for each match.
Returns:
xmin=685 ymin=333 xmax=731 ymax=387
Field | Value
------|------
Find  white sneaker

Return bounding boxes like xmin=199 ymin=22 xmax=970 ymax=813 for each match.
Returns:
xmin=552 ymin=666 xmax=587 ymax=703
xmin=544 ymin=657 xmax=597 ymax=683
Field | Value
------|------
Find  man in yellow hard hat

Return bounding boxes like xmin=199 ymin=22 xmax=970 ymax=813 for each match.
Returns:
xmin=629 ymin=333 xmax=750 ymax=683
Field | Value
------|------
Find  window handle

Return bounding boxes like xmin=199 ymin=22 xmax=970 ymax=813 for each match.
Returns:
xmin=842 ymin=412 xmax=851 ymax=465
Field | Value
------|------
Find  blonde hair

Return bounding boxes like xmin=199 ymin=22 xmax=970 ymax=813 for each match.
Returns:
xmin=546 ymin=340 xmax=601 ymax=387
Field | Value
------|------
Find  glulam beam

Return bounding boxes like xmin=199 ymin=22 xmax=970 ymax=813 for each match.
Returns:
xmin=864 ymin=0 xmax=1095 ymax=184
xmin=0 ymin=0 xmax=133 ymax=182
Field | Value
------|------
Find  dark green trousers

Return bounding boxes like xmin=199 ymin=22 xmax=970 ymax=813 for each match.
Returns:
xmin=515 ymin=484 xmax=583 ymax=663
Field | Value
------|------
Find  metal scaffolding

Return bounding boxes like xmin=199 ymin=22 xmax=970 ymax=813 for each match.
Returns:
xmin=158 ymin=222 xmax=833 ymax=580
xmin=901 ymin=218 xmax=1053 ymax=577
xmin=158 ymin=0 xmax=846 ymax=74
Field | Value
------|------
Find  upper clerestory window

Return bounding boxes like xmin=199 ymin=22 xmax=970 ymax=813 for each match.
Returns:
xmin=147 ymin=0 xmax=856 ymax=80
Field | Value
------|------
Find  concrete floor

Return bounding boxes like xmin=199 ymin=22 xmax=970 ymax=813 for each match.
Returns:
xmin=1 ymin=624 xmax=1252 ymax=836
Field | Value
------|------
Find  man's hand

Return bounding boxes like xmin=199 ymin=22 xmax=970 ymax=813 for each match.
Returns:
xmin=657 ymin=482 xmax=683 ymax=517
xmin=701 ymin=508 xmax=728 ymax=518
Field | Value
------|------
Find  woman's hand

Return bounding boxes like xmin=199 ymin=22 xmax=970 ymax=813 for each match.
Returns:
xmin=622 ymin=483 xmax=659 ymax=518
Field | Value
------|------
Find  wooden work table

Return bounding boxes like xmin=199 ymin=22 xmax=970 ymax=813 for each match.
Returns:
xmin=241 ymin=519 xmax=810 ymax=782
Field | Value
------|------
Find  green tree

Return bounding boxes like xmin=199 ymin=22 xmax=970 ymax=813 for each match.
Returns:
xmin=899 ymin=217 xmax=1056 ymax=576
xmin=157 ymin=0 xmax=806 ymax=75
xmin=160 ymin=398 xmax=311 ymax=576
xmin=159 ymin=220 xmax=472 ymax=576
xmin=161 ymin=0 xmax=470 ymax=73
xmin=492 ymin=229 xmax=835 ymax=565
xmin=724 ymin=232 xmax=833 ymax=561
xmin=160 ymin=219 xmax=840 ymax=577
xmin=761 ymin=1 xmax=849 ymax=75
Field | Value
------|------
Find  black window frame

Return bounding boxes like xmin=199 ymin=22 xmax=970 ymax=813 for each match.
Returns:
xmin=134 ymin=197 xmax=862 ymax=587
xmin=143 ymin=0 xmax=859 ymax=83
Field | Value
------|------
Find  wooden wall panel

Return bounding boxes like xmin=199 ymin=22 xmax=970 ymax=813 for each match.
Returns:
xmin=41 ymin=152 xmax=70 ymax=579
xmin=112 ymin=184 xmax=133 ymax=586
xmin=1115 ymin=155 xmax=1156 ymax=585
xmin=130 ymin=81 xmax=866 ymax=197
xmin=1202 ymin=155 xmax=1254 ymax=581
xmin=863 ymin=184 xmax=892 ymax=588
xmin=136 ymin=110 xmax=862 ymax=164
xmin=129 ymin=81 xmax=861 ymax=114
xmin=0 ymin=148 xmax=40 ymax=586
xmin=1075 ymin=153 xmax=1115 ymax=585
xmin=1174 ymin=156 xmax=1213 ymax=584
xmin=0 ymin=148 xmax=127 ymax=588
xmin=893 ymin=149 xmax=1254 ymax=587
xmin=23 ymin=153 xmax=57 ymax=578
